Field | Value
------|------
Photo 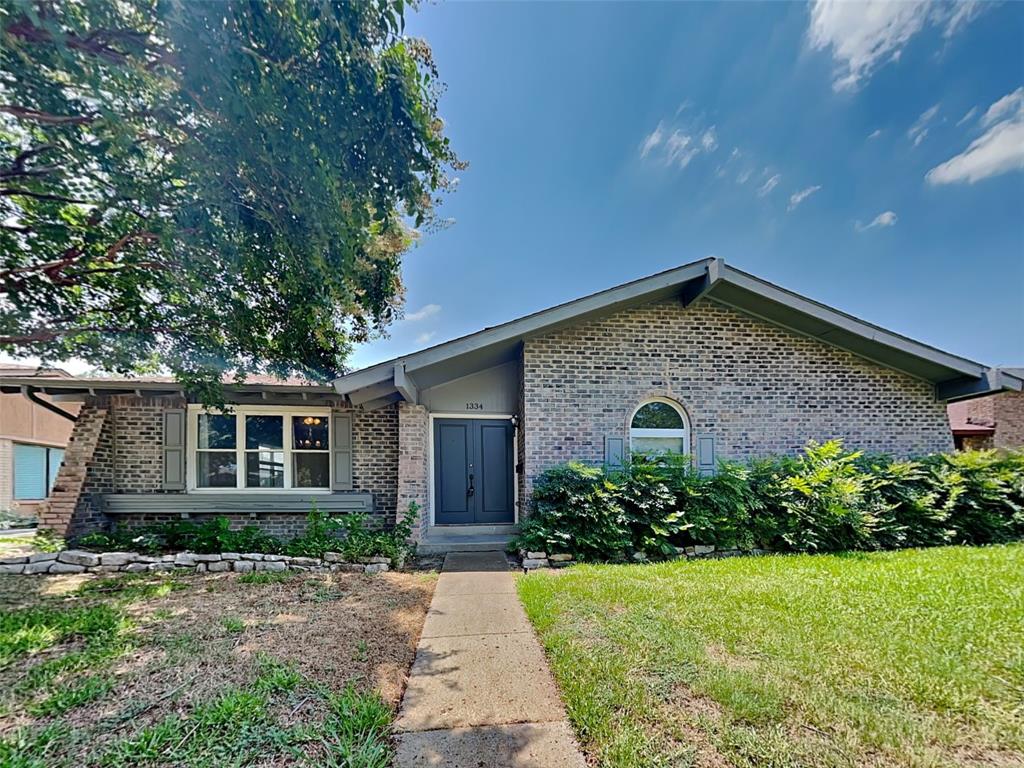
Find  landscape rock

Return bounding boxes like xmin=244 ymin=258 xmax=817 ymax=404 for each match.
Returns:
xmin=521 ymin=558 xmax=548 ymax=570
xmin=93 ymin=565 xmax=123 ymax=573
xmin=99 ymin=552 xmax=136 ymax=566
xmin=133 ymin=555 xmax=160 ymax=563
xmin=206 ymin=561 xmax=230 ymax=573
xmin=232 ymin=560 xmax=255 ymax=573
xmin=363 ymin=563 xmax=389 ymax=574
xmin=194 ymin=554 xmax=222 ymax=562
xmin=0 ymin=564 xmax=25 ymax=574
xmin=240 ymin=553 xmax=264 ymax=561
xmin=161 ymin=554 xmax=176 ymax=562
xmin=194 ymin=563 xmax=207 ymax=573
xmin=174 ymin=553 xmax=198 ymax=566
xmin=50 ymin=562 xmax=86 ymax=574
xmin=124 ymin=563 xmax=149 ymax=573
xmin=256 ymin=560 xmax=286 ymax=572
xmin=28 ymin=552 xmax=58 ymax=563
xmin=548 ymin=553 xmax=573 ymax=562
xmin=289 ymin=557 xmax=320 ymax=567
xmin=24 ymin=560 xmax=54 ymax=574
xmin=693 ymin=545 xmax=715 ymax=556
xmin=526 ymin=551 xmax=547 ymax=560
xmin=148 ymin=562 xmax=174 ymax=572
xmin=0 ymin=556 xmax=28 ymax=565
xmin=221 ymin=552 xmax=241 ymax=561
xmin=323 ymin=552 xmax=347 ymax=563
xmin=262 ymin=554 xmax=286 ymax=562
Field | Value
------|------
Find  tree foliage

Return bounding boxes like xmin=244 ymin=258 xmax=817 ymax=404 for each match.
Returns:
xmin=0 ymin=0 xmax=460 ymax=399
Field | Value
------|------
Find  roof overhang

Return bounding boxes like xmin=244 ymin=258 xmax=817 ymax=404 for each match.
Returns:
xmin=333 ymin=256 xmax=1016 ymax=406
xmin=0 ymin=377 xmax=339 ymax=405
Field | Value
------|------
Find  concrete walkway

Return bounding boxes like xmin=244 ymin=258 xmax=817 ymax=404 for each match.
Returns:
xmin=393 ymin=551 xmax=587 ymax=768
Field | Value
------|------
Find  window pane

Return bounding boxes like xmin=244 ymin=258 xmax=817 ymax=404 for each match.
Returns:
xmin=294 ymin=453 xmax=330 ymax=488
xmin=246 ymin=451 xmax=284 ymax=487
xmin=198 ymin=414 xmax=236 ymax=449
xmin=245 ymin=415 xmax=283 ymax=450
xmin=47 ymin=448 xmax=64 ymax=493
xmin=631 ymin=436 xmax=686 ymax=455
xmin=631 ymin=402 xmax=684 ymax=429
xmin=292 ymin=415 xmax=329 ymax=451
xmin=13 ymin=444 xmax=47 ymax=499
xmin=197 ymin=451 xmax=238 ymax=488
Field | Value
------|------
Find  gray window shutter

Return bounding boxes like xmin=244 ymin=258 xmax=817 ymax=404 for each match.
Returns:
xmin=332 ymin=412 xmax=353 ymax=491
xmin=162 ymin=409 xmax=186 ymax=490
xmin=605 ymin=436 xmax=625 ymax=469
xmin=696 ymin=434 xmax=716 ymax=477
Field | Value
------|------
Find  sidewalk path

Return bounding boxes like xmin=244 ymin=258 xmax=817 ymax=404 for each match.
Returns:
xmin=393 ymin=551 xmax=586 ymax=767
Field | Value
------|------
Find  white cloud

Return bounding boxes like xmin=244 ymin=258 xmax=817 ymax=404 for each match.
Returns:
xmin=665 ymin=130 xmax=700 ymax=168
xmin=757 ymin=173 xmax=781 ymax=197
xmin=701 ymin=126 xmax=719 ymax=152
xmin=926 ymin=87 xmax=1024 ymax=185
xmin=787 ymin=185 xmax=822 ymax=211
xmin=640 ymin=122 xmax=664 ymax=159
xmin=926 ymin=117 xmax=1024 ymax=185
xmin=908 ymin=104 xmax=940 ymax=146
xmin=856 ymin=210 xmax=898 ymax=231
xmin=405 ymin=304 xmax=441 ymax=322
xmin=868 ymin=128 xmax=883 ymax=139
xmin=807 ymin=1 xmax=987 ymax=91
xmin=414 ymin=332 xmax=437 ymax=345
xmin=980 ymin=86 xmax=1024 ymax=127
xmin=956 ymin=106 xmax=977 ymax=126
xmin=736 ymin=168 xmax=753 ymax=185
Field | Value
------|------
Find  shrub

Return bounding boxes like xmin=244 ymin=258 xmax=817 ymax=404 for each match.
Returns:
xmin=516 ymin=443 xmax=1024 ymax=562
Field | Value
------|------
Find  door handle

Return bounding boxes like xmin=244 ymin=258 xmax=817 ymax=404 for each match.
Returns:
xmin=467 ymin=473 xmax=475 ymax=497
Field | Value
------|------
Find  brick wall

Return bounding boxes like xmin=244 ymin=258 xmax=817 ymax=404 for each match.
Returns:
xmin=994 ymin=391 xmax=1024 ymax=448
xmin=46 ymin=396 xmax=401 ymax=538
xmin=396 ymin=402 xmax=429 ymax=540
xmin=522 ymin=298 xmax=953 ymax=496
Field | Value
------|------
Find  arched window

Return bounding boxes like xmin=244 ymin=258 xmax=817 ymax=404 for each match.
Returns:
xmin=629 ymin=398 xmax=689 ymax=456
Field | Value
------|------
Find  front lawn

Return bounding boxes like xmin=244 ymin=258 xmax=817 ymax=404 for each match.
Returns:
xmin=0 ymin=568 xmax=436 ymax=767
xmin=518 ymin=544 xmax=1024 ymax=768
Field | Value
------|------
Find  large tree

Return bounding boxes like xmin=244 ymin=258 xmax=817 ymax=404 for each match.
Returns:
xmin=0 ymin=0 xmax=460 ymax=400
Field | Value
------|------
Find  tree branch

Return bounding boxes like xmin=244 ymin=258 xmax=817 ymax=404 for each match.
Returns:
xmin=0 ymin=105 xmax=96 ymax=125
xmin=0 ymin=187 xmax=88 ymax=204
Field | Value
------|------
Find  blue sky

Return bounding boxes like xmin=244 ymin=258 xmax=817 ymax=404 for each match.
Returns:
xmin=350 ymin=0 xmax=1024 ymax=372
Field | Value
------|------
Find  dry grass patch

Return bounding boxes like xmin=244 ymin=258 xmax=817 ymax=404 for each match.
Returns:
xmin=0 ymin=568 xmax=436 ymax=767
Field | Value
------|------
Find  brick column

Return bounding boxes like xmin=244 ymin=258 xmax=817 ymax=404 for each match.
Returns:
xmin=397 ymin=402 xmax=430 ymax=542
xmin=39 ymin=401 xmax=113 ymax=539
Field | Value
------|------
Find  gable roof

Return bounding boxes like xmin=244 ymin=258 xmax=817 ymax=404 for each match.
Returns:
xmin=333 ymin=257 xmax=1020 ymax=408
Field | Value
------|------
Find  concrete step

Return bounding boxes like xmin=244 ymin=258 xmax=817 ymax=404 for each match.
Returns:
xmin=417 ymin=533 xmax=515 ymax=555
xmin=430 ymin=524 xmax=518 ymax=537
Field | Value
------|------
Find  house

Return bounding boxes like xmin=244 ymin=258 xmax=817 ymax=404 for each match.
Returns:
xmin=947 ymin=369 xmax=1024 ymax=450
xmin=0 ymin=364 xmax=79 ymax=524
xmin=2 ymin=258 xmax=1019 ymax=550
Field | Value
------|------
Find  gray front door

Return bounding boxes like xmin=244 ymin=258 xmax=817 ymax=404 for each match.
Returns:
xmin=434 ymin=418 xmax=514 ymax=525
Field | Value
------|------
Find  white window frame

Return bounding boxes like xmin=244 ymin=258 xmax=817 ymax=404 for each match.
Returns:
xmin=186 ymin=404 xmax=332 ymax=493
xmin=628 ymin=397 xmax=690 ymax=455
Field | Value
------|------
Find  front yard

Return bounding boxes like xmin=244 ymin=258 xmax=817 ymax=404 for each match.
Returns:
xmin=0 ymin=568 xmax=436 ymax=767
xmin=518 ymin=544 xmax=1024 ymax=768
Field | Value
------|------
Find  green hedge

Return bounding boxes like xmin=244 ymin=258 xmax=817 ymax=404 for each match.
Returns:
xmin=511 ymin=441 xmax=1024 ymax=561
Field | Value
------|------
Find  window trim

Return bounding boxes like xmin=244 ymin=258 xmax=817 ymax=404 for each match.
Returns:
xmin=628 ymin=397 xmax=690 ymax=456
xmin=186 ymin=405 xmax=333 ymax=493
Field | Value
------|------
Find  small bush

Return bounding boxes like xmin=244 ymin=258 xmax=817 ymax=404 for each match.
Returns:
xmin=514 ymin=443 xmax=1024 ymax=561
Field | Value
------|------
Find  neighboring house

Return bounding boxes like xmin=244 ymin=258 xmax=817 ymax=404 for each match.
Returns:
xmin=1 ymin=258 xmax=1019 ymax=550
xmin=947 ymin=368 xmax=1024 ymax=450
xmin=0 ymin=364 xmax=79 ymax=522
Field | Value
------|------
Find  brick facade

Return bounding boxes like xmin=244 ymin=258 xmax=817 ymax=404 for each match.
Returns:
xmin=522 ymin=298 xmax=953 ymax=497
xmin=396 ymin=402 xmax=430 ymax=540
xmin=957 ymin=390 xmax=1024 ymax=449
xmin=42 ymin=395 xmax=400 ymax=539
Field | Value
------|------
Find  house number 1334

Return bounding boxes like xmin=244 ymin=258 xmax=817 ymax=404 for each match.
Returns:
xmin=465 ymin=402 xmax=484 ymax=411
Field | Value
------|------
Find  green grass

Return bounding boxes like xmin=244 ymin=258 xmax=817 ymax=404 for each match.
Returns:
xmin=518 ymin=544 xmax=1024 ymax=768
xmin=221 ymin=616 xmax=245 ymax=634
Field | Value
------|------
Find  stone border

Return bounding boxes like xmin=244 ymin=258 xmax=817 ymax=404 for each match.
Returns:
xmin=519 ymin=545 xmax=774 ymax=570
xmin=0 ymin=549 xmax=393 ymax=576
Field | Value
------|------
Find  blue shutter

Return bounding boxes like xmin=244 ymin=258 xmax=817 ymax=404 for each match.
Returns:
xmin=47 ymin=448 xmax=64 ymax=493
xmin=13 ymin=444 xmax=47 ymax=500
xmin=605 ymin=436 xmax=625 ymax=469
xmin=696 ymin=434 xmax=716 ymax=477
